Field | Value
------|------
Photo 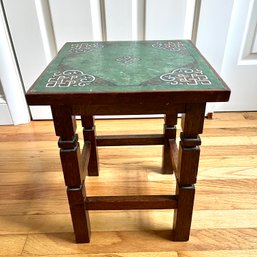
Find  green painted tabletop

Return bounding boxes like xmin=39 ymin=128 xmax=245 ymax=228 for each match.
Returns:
xmin=28 ymin=40 xmax=227 ymax=93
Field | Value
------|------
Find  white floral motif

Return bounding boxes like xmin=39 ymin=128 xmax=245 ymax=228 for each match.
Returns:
xmin=160 ymin=68 xmax=211 ymax=85
xmin=46 ymin=70 xmax=95 ymax=88
xmin=152 ymin=41 xmax=185 ymax=51
xmin=70 ymin=42 xmax=104 ymax=53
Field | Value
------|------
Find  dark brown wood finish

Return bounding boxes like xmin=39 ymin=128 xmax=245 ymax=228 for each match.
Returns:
xmin=67 ymin=184 xmax=90 ymax=243
xmin=81 ymin=141 xmax=91 ymax=176
xmin=169 ymin=139 xmax=179 ymax=172
xmin=162 ymin=113 xmax=177 ymax=174
xmin=48 ymin=100 xmax=220 ymax=244
xmin=96 ymin=134 xmax=164 ymax=146
xmin=51 ymin=105 xmax=76 ymax=140
xmin=51 ymin=107 xmax=91 ymax=243
xmin=26 ymin=89 xmax=230 ymax=106
xmin=172 ymin=103 xmax=206 ymax=241
xmin=60 ymin=143 xmax=83 ymax=186
xmin=173 ymin=184 xmax=195 ymax=241
xmin=72 ymin=103 xmax=186 ymax=116
xmin=81 ymin=116 xmax=99 ymax=176
xmin=85 ymin=195 xmax=178 ymax=210
xmin=181 ymin=103 xmax=206 ymax=136
xmin=176 ymin=142 xmax=200 ymax=185
xmin=49 ymin=101 xmax=213 ymax=243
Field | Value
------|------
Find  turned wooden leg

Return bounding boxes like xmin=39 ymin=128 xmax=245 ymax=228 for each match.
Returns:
xmin=51 ymin=106 xmax=90 ymax=243
xmin=173 ymin=103 xmax=205 ymax=241
xmin=162 ymin=113 xmax=177 ymax=174
xmin=81 ymin=116 xmax=99 ymax=176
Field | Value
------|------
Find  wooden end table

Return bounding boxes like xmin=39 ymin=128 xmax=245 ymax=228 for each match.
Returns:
xmin=26 ymin=40 xmax=230 ymax=243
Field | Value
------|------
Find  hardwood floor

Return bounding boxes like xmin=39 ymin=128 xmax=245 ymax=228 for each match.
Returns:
xmin=0 ymin=112 xmax=257 ymax=256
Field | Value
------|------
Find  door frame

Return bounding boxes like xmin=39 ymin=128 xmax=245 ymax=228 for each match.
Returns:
xmin=0 ymin=1 xmax=30 ymax=125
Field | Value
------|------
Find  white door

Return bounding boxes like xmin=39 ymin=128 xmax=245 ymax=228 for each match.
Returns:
xmin=0 ymin=1 xmax=30 ymax=125
xmin=217 ymin=0 xmax=257 ymax=111
xmin=1 ymin=0 xmax=257 ymax=122
xmin=196 ymin=0 xmax=257 ymax=111
xmin=1 ymin=0 xmax=196 ymax=120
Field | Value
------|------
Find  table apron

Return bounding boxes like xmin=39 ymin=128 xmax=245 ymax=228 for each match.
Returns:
xmin=72 ymin=103 xmax=186 ymax=116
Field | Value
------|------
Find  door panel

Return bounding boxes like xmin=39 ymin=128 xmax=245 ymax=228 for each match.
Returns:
xmin=49 ymin=0 xmax=100 ymax=50
xmin=196 ymin=0 xmax=234 ymax=73
xmin=216 ymin=0 xmax=257 ymax=111
xmin=3 ymin=0 xmax=56 ymax=120
xmin=105 ymin=0 xmax=135 ymax=40
xmin=3 ymin=0 xmax=51 ymax=89
xmin=145 ymin=0 xmax=195 ymax=40
xmin=195 ymin=0 xmax=234 ymax=114
xmin=0 ymin=1 xmax=30 ymax=125
xmin=253 ymin=31 xmax=257 ymax=52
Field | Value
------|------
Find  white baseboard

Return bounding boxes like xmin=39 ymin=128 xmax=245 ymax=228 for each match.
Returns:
xmin=0 ymin=102 xmax=13 ymax=125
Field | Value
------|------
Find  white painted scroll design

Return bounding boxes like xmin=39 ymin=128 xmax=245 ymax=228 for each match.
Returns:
xmin=70 ymin=42 xmax=104 ymax=53
xmin=160 ymin=68 xmax=211 ymax=85
xmin=46 ymin=70 xmax=95 ymax=87
xmin=152 ymin=41 xmax=186 ymax=51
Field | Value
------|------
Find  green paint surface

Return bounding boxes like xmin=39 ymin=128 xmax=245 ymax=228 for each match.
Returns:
xmin=30 ymin=40 xmax=226 ymax=93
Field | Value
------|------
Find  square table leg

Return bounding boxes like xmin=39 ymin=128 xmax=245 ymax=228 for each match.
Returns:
xmin=51 ymin=106 xmax=91 ymax=243
xmin=162 ymin=113 xmax=177 ymax=174
xmin=81 ymin=116 xmax=99 ymax=176
xmin=173 ymin=103 xmax=205 ymax=241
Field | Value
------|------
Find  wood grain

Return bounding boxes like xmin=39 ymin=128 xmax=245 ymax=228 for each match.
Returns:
xmin=0 ymin=112 xmax=256 ymax=256
xmin=179 ymin=250 xmax=257 ymax=257
xmin=0 ymin=234 xmax=27 ymax=255
xmin=22 ymin=229 xmax=257 ymax=255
